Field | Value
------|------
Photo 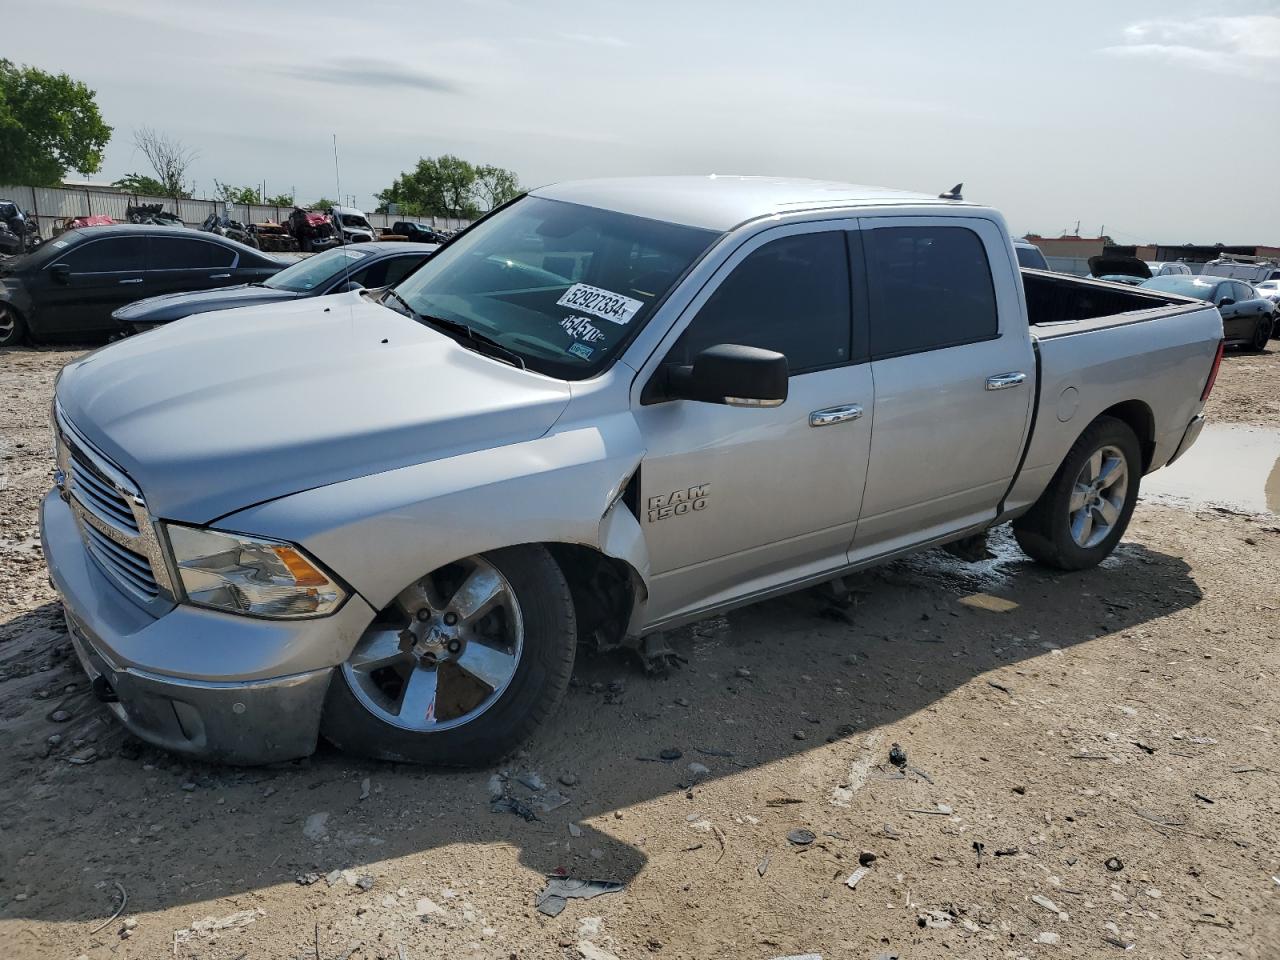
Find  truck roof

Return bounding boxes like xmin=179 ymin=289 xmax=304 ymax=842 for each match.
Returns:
xmin=531 ymin=175 xmax=965 ymax=231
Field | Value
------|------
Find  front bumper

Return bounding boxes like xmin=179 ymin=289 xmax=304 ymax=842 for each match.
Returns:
xmin=40 ymin=490 xmax=375 ymax=764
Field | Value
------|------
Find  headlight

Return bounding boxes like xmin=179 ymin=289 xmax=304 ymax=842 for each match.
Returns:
xmin=164 ymin=524 xmax=346 ymax=619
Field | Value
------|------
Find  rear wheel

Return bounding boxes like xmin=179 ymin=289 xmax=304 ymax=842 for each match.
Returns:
xmin=0 ymin=305 xmax=26 ymax=348
xmin=321 ymin=545 xmax=576 ymax=766
xmin=1248 ymin=315 xmax=1273 ymax=352
xmin=1013 ymin=416 xmax=1141 ymax=570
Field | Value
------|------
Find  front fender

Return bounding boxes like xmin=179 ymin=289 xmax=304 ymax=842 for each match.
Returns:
xmin=221 ymin=416 xmax=648 ymax=615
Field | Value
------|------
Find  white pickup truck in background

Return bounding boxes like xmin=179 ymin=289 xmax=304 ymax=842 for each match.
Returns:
xmin=42 ymin=176 xmax=1225 ymax=765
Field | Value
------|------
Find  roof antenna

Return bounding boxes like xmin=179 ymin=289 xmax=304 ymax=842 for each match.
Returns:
xmin=938 ymin=182 xmax=963 ymax=201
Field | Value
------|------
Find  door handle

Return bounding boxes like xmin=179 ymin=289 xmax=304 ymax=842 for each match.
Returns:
xmin=985 ymin=372 xmax=1027 ymax=391
xmin=118 ymin=278 xmax=143 ymax=285
xmin=209 ymin=273 xmax=231 ymax=279
xmin=809 ymin=403 xmax=863 ymax=427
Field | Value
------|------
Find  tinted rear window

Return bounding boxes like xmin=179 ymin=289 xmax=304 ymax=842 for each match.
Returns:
xmin=150 ymin=237 xmax=236 ymax=269
xmin=865 ymin=226 xmax=998 ymax=358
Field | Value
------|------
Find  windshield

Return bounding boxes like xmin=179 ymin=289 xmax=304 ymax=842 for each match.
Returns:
xmin=1258 ymin=280 xmax=1279 ymax=292
xmin=1140 ymin=275 xmax=1220 ymax=300
xmin=391 ymin=196 xmax=719 ymax=379
xmin=340 ymin=214 xmax=371 ymax=229
xmin=264 ymin=247 xmax=370 ymax=292
xmin=1014 ymin=244 xmax=1047 ymax=269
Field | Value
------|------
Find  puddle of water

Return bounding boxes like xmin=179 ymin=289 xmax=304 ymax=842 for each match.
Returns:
xmin=1142 ymin=423 xmax=1280 ymax=515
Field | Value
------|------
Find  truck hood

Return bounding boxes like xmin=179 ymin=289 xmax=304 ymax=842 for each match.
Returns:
xmin=56 ymin=293 xmax=573 ymax=523
xmin=112 ymin=283 xmax=301 ymax=324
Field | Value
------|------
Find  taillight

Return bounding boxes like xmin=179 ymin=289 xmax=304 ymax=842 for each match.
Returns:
xmin=1200 ymin=339 xmax=1225 ymax=401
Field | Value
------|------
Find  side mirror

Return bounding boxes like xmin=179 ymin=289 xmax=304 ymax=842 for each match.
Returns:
xmin=50 ymin=263 xmax=71 ymax=285
xmin=666 ymin=344 xmax=788 ymax=407
xmin=337 ymin=280 xmax=364 ymax=292
xmin=1218 ymin=297 xmax=1235 ymax=308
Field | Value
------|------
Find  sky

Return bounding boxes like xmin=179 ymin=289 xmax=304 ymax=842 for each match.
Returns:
xmin=6 ymin=0 xmax=1279 ymax=242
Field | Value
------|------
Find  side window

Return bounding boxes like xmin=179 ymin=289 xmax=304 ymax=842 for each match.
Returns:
xmin=670 ymin=231 xmax=851 ymax=374
xmin=1236 ymin=282 xmax=1255 ymax=302
xmin=58 ymin=237 xmax=147 ymax=273
xmin=149 ymin=237 xmax=236 ymax=270
xmin=864 ymin=225 xmax=998 ymax=358
xmin=381 ymin=255 xmax=429 ymax=287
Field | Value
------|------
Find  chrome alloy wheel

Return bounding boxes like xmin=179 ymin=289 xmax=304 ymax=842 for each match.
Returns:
xmin=1068 ymin=445 xmax=1128 ymax=548
xmin=0 ymin=306 xmax=16 ymax=344
xmin=343 ymin=556 xmax=524 ymax=732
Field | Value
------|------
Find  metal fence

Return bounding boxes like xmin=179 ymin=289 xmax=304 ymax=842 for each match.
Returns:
xmin=0 ymin=184 xmax=472 ymax=239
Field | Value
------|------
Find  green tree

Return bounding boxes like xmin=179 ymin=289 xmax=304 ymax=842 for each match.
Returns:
xmin=113 ymin=172 xmax=168 ymax=196
xmin=0 ymin=59 xmax=112 ymax=185
xmin=376 ymin=154 xmax=486 ymax=219
xmin=264 ymin=192 xmax=294 ymax=207
xmin=308 ymin=197 xmax=337 ymax=212
xmin=475 ymin=164 xmax=521 ymax=211
xmin=214 ymin=180 xmax=261 ymax=205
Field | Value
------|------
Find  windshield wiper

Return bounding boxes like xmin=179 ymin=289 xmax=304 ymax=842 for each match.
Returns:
xmin=382 ymin=290 xmax=526 ymax=369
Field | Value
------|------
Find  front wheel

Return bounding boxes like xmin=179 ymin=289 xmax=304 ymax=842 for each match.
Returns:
xmin=321 ymin=545 xmax=576 ymax=766
xmin=1013 ymin=416 xmax=1141 ymax=570
xmin=0 ymin=304 xmax=26 ymax=348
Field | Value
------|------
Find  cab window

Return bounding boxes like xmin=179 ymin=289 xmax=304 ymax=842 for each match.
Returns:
xmin=864 ymin=225 xmax=998 ymax=358
xmin=669 ymin=231 xmax=852 ymax=374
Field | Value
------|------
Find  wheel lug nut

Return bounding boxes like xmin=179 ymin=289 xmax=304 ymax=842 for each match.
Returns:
xmin=416 ymin=609 xmax=431 ymax=622
xmin=447 ymin=639 xmax=462 ymax=654
xmin=443 ymin=612 xmax=458 ymax=626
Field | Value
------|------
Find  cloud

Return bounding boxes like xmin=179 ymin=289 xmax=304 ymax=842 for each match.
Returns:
xmin=274 ymin=59 xmax=461 ymax=94
xmin=1100 ymin=15 xmax=1280 ymax=77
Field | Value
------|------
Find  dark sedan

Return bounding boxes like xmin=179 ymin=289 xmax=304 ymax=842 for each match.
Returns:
xmin=392 ymin=221 xmax=450 ymax=243
xmin=1140 ymin=274 xmax=1275 ymax=351
xmin=113 ymin=241 xmax=438 ymax=333
xmin=0 ymin=225 xmax=283 ymax=346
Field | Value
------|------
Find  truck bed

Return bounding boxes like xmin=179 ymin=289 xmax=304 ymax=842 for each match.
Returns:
xmin=1002 ymin=269 xmax=1223 ymax=518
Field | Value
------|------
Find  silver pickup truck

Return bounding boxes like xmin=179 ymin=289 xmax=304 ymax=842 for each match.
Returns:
xmin=41 ymin=176 xmax=1224 ymax=765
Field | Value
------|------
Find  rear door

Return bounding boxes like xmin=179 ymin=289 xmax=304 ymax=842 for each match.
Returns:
xmin=38 ymin=235 xmax=148 ymax=335
xmin=146 ymin=235 xmax=239 ymax=298
xmin=346 ymin=252 xmax=432 ymax=290
xmin=1216 ymin=281 xmax=1250 ymax=340
xmin=634 ymin=223 xmax=874 ymax=623
xmin=851 ymin=216 xmax=1034 ymax=559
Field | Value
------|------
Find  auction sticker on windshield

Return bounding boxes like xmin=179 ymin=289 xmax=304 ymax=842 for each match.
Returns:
xmin=556 ymin=283 xmax=643 ymax=326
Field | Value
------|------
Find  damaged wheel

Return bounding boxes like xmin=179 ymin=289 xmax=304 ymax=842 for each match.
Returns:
xmin=321 ymin=545 xmax=576 ymax=766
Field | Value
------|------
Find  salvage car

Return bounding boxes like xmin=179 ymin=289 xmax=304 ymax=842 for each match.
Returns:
xmin=0 ymin=225 xmax=283 ymax=345
xmin=113 ymin=242 xmax=438 ymax=333
xmin=1140 ymin=274 xmax=1273 ymax=350
xmin=392 ymin=221 xmax=450 ymax=244
xmin=330 ymin=205 xmax=376 ymax=243
xmin=1088 ymin=255 xmax=1151 ymax=287
xmin=41 ymin=176 xmax=1223 ymax=766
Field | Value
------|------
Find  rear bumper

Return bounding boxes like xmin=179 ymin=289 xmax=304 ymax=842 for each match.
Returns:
xmin=1166 ymin=414 xmax=1205 ymax=466
xmin=41 ymin=490 xmax=373 ymax=764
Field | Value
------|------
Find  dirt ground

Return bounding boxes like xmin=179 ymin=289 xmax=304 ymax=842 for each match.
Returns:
xmin=1 ymin=344 xmax=1277 ymax=960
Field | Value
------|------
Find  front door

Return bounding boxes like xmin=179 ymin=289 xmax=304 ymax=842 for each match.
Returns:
xmin=38 ymin=235 xmax=148 ymax=335
xmin=633 ymin=223 xmax=874 ymax=625
xmin=852 ymin=216 xmax=1034 ymax=559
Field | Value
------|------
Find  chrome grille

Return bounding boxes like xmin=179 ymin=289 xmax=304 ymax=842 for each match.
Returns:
xmin=67 ymin=446 xmax=141 ymax=535
xmin=54 ymin=406 xmax=174 ymax=605
xmin=82 ymin=522 xmax=160 ymax=599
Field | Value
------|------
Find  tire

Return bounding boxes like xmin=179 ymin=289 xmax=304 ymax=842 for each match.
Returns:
xmin=1013 ymin=416 xmax=1141 ymax=571
xmin=0 ymin=304 xmax=26 ymax=348
xmin=321 ymin=544 xmax=576 ymax=766
xmin=1247 ymin=315 xmax=1273 ymax=352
